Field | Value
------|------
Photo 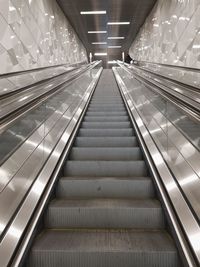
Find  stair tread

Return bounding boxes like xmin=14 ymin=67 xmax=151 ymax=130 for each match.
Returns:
xmin=70 ymin=147 xmax=142 ymax=160
xmin=74 ymin=136 xmax=138 ymax=147
xmin=49 ymin=198 xmax=161 ymax=208
xmin=59 ymin=176 xmax=152 ymax=180
xmin=64 ymin=160 xmax=148 ymax=177
xmin=31 ymin=229 xmax=177 ymax=252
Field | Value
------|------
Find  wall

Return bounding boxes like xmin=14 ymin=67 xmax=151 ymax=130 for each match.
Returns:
xmin=129 ymin=0 xmax=200 ymax=68
xmin=0 ymin=0 xmax=87 ymax=74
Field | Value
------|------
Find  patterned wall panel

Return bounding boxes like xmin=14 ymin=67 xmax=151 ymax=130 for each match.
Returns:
xmin=129 ymin=0 xmax=200 ymax=68
xmin=0 ymin=0 xmax=87 ymax=74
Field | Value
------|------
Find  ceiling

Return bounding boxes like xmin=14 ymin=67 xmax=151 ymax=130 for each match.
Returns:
xmin=56 ymin=0 xmax=157 ymax=68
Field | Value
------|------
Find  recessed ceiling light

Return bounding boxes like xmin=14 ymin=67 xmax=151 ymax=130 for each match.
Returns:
xmin=107 ymin=37 xmax=125 ymax=39
xmin=92 ymin=42 xmax=107 ymax=44
xmin=88 ymin=31 xmax=107 ymax=34
xmin=108 ymin=46 xmax=122 ymax=48
xmin=107 ymin=22 xmax=130 ymax=25
xmin=108 ymin=60 xmax=117 ymax=64
xmin=94 ymin=53 xmax=108 ymax=56
xmin=80 ymin=11 xmax=106 ymax=15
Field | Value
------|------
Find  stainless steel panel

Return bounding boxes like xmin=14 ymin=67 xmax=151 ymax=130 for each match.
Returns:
xmin=0 ymin=64 xmax=102 ymax=242
xmin=113 ymin=67 xmax=200 ymax=265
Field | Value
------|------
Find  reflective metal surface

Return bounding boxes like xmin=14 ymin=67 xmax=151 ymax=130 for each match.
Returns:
xmin=0 ymin=61 xmax=102 ymax=255
xmin=137 ymin=61 xmax=200 ymax=90
xmin=119 ymin=61 xmax=200 ymax=115
xmin=113 ymin=66 xmax=200 ymax=266
xmin=0 ymin=63 xmax=96 ymax=121
xmin=0 ymin=63 xmax=83 ymax=97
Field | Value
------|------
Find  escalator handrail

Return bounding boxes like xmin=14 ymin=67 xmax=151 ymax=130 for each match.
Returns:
xmin=133 ymin=60 xmax=200 ymax=72
xmin=0 ymin=64 xmax=103 ymax=267
xmin=113 ymin=67 xmax=200 ymax=267
xmin=117 ymin=61 xmax=200 ymax=121
xmin=129 ymin=61 xmax=200 ymax=95
xmin=0 ymin=61 xmax=100 ymax=129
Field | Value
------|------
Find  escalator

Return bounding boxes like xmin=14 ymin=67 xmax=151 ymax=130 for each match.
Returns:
xmin=27 ymin=70 xmax=181 ymax=267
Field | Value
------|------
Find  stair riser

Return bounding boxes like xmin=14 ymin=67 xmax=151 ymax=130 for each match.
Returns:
xmin=83 ymin=116 xmax=129 ymax=122
xmin=88 ymin=108 xmax=126 ymax=112
xmin=74 ymin=137 xmax=138 ymax=147
xmin=70 ymin=148 xmax=142 ymax=161
xmin=45 ymin=207 xmax=165 ymax=229
xmin=29 ymin=252 xmax=179 ymax=267
xmin=78 ymin=129 xmax=134 ymax=137
xmin=64 ymin=161 xmax=148 ymax=177
xmin=57 ymin=179 xmax=155 ymax=198
xmin=81 ymin=122 xmax=131 ymax=129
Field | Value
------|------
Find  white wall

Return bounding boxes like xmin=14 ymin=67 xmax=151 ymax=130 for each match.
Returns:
xmin=0 ymin=0 xmax=87 ymax=74
xmin=129 ymin=0 xmax=200 ymax=68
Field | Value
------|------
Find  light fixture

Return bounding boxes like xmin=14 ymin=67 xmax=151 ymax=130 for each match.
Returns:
xmin=80 ymin=11 xmax=106 ymax=15
xmin=92 ymin=42 xmax=107 ymax=45
xmin=107 ymin=37 xmax=125 ymax=39
xmin=94 ymin=53 xmax=108 ymax=56
xmin=108 ymin=60 xmax=117 ymax=64
xmin=107 ymin=22 xmax=130 ymax=25
xmin=88 ymin=31 xmax=107 ymax=34
xmin=108 ymin=46 xmax=122 ymax=48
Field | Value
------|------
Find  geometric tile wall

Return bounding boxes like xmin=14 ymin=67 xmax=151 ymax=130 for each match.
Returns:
xmin=0 ymin=0 xmax=87 ymax=74
xmin=129 ymin=0 xmax=200 ymax=68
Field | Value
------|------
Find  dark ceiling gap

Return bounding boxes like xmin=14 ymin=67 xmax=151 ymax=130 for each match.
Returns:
xmin=56 ymin=0 xmax=157 ymax=68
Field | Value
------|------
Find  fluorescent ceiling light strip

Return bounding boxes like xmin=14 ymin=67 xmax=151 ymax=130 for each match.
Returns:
xmin=107 ymin=22 xmax=130 ymax=25
xmin=92 ymin=42 xmax=107 ymax=44
xmin=95 ymin=53 xmax=107 ymax=56
xmin=108 ymin=61 xmax=117 ymax=64
xmin=88 ymin=31 xmax=107 ymax=34
xmin=108 ymin=37 xmax=125 ymax=39
xmin=80 ymin=11 xmax=106 ymax=15
xmin=108 ymin=46 xmax=122 ymax=48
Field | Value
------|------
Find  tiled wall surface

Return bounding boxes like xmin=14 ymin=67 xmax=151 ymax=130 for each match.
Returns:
xmin=0 ymin=0 xmax=87 ymax=74
xmin=129 ymin=0 xmax=200 ymax=68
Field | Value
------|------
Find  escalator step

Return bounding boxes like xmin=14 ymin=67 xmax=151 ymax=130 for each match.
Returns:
xmin=81 ymin=121 xmax=131 ymax=129
xmin=45 ymin=198 xmax=165 ymax=229
xmin=57 ymin=177 xmax=155 ymax=198
xmin=89 ymin=104 xmax=125 ymax=108
xmin=88 ymin=107 xmax=126 ymax=111
xmin=83 ymin=116 xmax=129 ymax=122
xmin=86 ymin=111 xmax=127 ymax=116
xmin=29 ymin=230 xmax=180 ymax=267
xmin=78 ymin=128 xmax=134 ymax=137
xmin=69 ymin=147 xmax=142 ymax=161
xmin=64 ymin=161 xmax=148 ymax=177
xmin=74 ymin=137 xmax=138 ymax=147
